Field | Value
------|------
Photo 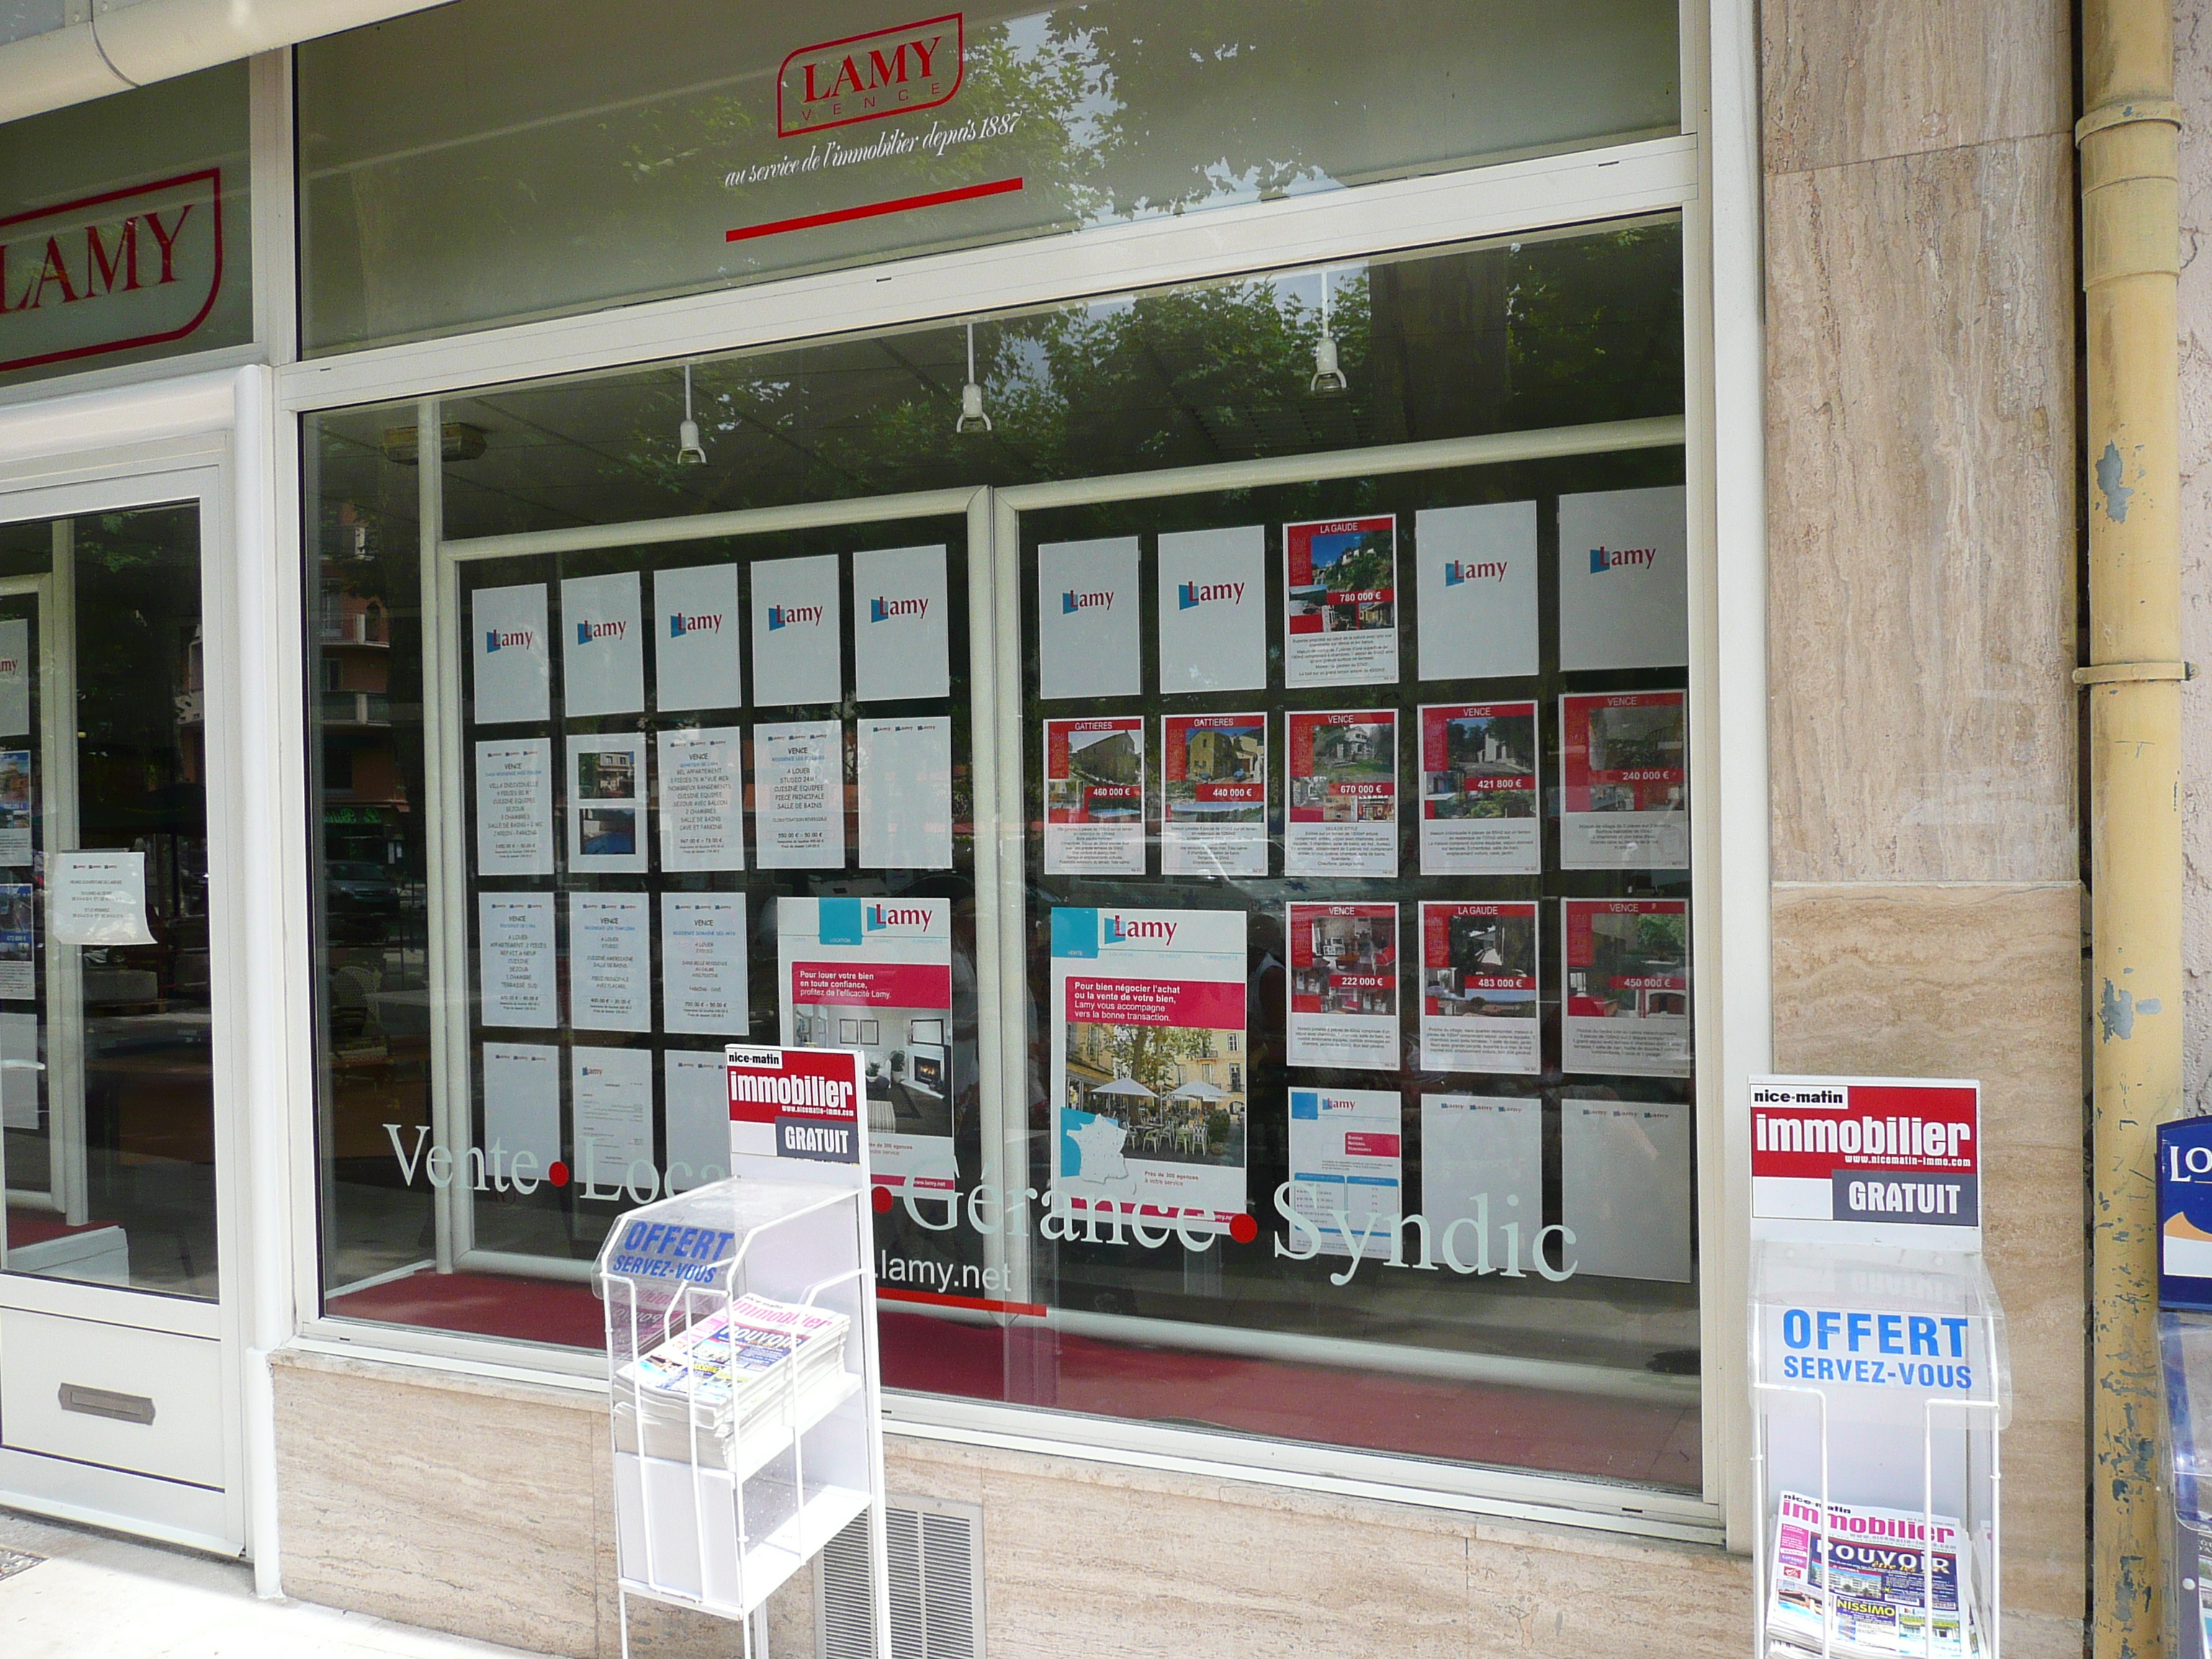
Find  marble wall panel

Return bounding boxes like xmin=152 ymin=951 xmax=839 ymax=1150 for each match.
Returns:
xmin=1763 ymin=0 xmax=2071 ymax=175
xmin=1771 ymin=882 xmax=2087 ymax=1629
xmin=1766 ymin=135 xmax=2077 ymax=886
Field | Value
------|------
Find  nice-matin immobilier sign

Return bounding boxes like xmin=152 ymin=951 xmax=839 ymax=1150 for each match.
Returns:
xmin=1750 ymin=1074 xmax=1981 ymax=1249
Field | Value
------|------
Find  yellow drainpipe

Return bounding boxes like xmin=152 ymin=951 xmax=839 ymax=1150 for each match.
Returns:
xmin=2080 ymin=0 xmax=2186 ymax=1654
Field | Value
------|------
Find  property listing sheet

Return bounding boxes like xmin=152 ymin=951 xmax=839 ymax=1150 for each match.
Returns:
xmin=566 ymin=734 xmax=647 ymax=874
xmin=1418 ymin=701 xmax=1539 ymax=876
xmin=1285 ymin=515 xmax=1398 ymax=687
xmin=1558 ymin=690 xmax=1687 ymax=870
xmin=572 ymin=1046 xmax=653 ymax=1187
xmin=1043 ymin=716 xmax=1145 ymax=876
xmin=1286 ymin=901 xmax=1399 ymax=1072
xmin=473 ymin=738 xmax=554 ymax=876
xmin=568 ymin=893 xmax=650 ymax=1033
xmin=1560 ymin=1094 xmax=1693 ymax=1282
xmin=656 ymin=726 xmax=745 ymax=871
xmin=480 ymin=1041 xmax=560 ymax=1173
xmin=1160 ymin=711 xmax=1267 ymax=877
xmin=858 ymin=715 xmax=953 ymax=870
xmin=1285 ymin=709 xmax=1398 ymax=876
xmin=1418 ymin=900 xmax=1539 ymax=1075
xmin=477 ymin=891 xmax=557 ymax=1028
xmin=1419 ymin=1094 xmax=1545 ymax=1254
xmin=1561 ymin=897 xmax=1691 ymax=1077
xmin=660 ymin=894 xmax=747 ymax=1035
xmin=1286 ymin=1087 xmax=1403 ymax=1259
xmin=752 ymin=720 xmax=845 ymax=869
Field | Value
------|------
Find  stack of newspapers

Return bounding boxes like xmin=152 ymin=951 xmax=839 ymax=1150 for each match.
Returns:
xmin=1767 ymin=1491 xmax=1982 ymax=1659
xmin=614 ymin=1292 xmax=853 ymax=1467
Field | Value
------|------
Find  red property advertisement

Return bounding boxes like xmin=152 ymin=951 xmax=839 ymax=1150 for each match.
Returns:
xmin=1557 ymin=690 xmax=1688 ymax=871
xmin=1561 ymin=897 xmax=1690 ymax=1079
xmin=1285 ymin=709 xmax=1397 ymax=877
xmin=1287 ymin=902 xmax=1399 ymax=1072
xmin=1418 ymin=900 xmax=1539 ymax=1076
xmin=1417 ymin=700 xmax=1539 ymax=876
xmin=1284 ymin=515 xmax=1398 ymax=686
xmin=1750 ymin=1074 xmax=1980 ymax=1241
xmin=1043 ymin=715 xmax=1144 ymax=875
xmin=1161 ymin=711 xmax=1267 ymax=876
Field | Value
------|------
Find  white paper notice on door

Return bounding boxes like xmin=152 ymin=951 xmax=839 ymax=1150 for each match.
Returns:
xmin=470 ymin=583 xmax=550 ymax=724
xmin=1418 ymin=701 xmax=1539 ymax=876
xmin=0 ymin=617 xmax=30 ymax=737
xmin=750 ymin=552 xmax=842 ymax=706
xmin=656 ymin=726 xmax=745 ymax=872
xmin=1161 ymin=712 xmax=1267 ymax=878
xmin=1418 ymin=901 xmax=1539 ymax=1075
xmin=567 ymin=733 xmax=647 ymax=874
xmin=482 ymin=1041 xmax=560 ymax=1173
xmin=473 ymin=739 xmax=554 ymax=876
xmin=853 ymin=544 xmax=950 ymax=703
xmin=664 ymin=1049 xmax=733 ymax=1186
xmin=477 ymin=891 xmax=557 ymax=1028
xmin=1414 ymin=501 xmax=1538 ymax=681
xmin=1286 ymin=902 xmax=1399 ymax=1071
xmin=569 ymin=892 xmax=651 ymax=1033
xmin=1286 ymin=1088 xmax=1403 ymax=1258
xmin=0 ymin=1010 xmax=36 ymax=1129
xmin=1037 ymin=536 xmax=1140 ymax=701
xmin=1560 ymin=1094 xmax=1693 ymax=1282
xmin=1157 ymin=525 xmax=1266 ymax=693
xmin=49 ymin=850 xmax=154 ymax=945
xmin=654 ymin=563 xmax=742 ymax=712
xmin=754 ymin=720 xmax=845 ymax=869
xmin=1419 ymin=1094 xmax=1544 ymax=1263
xmin=858 ymin=715 xmax=952 ymax=870
xmin=1559 ymin=691 xmax=1688 ymax=871
xmin=560 ymin=570 xmax=643 ymax=716
xmin=572 ymin=1046 xmax=654 ymax=1190
xmin=1562 ymin=898 xmax=1691 ymax=1078
xmin=1557 ymin=484 xmax=1689 ymax=671
xmin=1285 ymin=516 xmax=1398 ymax=688
xmin=1285 ymin=709 xmax=1398 ymax=877
xmin=1043 ymin=716 xmax=1144 ymax=876
xmin=662 ymin=893 xmax=747 ymax=1035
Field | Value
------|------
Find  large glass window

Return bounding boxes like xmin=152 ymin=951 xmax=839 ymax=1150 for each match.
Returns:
xmin=296 ymin=0 xmax=1678 ymax=353
xmin=304 ymin=223 xmax=1697 ymax=1493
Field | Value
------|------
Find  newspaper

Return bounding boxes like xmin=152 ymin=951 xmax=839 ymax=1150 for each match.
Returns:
xmin=616 ymin=1293 xmax=850 ymax=1462
xmin=1767 ymin=1491 xmax=1977 ymax=1659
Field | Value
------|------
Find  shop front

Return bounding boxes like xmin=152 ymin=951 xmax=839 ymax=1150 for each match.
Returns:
xmin=0 ymin=4 xmax=1801 ymax=1654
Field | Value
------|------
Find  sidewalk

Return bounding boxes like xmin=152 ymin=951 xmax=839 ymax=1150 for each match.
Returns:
xmin=0 ymin=1508 xmax=549 ymax=1659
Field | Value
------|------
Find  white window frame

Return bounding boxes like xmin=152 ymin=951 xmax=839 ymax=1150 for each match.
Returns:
xmin=268 ymin=0 xmax=1770 ymax=1550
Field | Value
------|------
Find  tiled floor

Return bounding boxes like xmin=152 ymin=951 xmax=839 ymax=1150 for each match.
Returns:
xmin=0 ymin=1509 xmax=550 ymax=1659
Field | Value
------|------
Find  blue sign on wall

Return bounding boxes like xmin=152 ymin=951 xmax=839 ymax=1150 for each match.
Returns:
xmin=2157 ymin=1117 xmax=2212 ymax=1310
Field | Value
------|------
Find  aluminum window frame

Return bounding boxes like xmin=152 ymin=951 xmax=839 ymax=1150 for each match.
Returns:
xmin=272 ymin=17 xmax=1768 ymax=1545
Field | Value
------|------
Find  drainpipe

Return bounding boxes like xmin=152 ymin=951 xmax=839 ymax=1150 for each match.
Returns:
xmin=2079 ymin=0 xmax=2186 ymax=1654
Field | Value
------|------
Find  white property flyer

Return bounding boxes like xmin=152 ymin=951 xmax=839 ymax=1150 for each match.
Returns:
xmin=1418 ymin=701 xmax=1539 ymax=876
xmin=477 ymin=891 xmax=557 ymax=1028
xmin=753 ymin=720 xmax=845 ymax=869
xmin=661 ymin=894 xmax=747 ymax=1035
xmin=653 ymin=563 xmax=741 ymax=712
xmin=1557 ymin=484 xmax=1689 ymax=671
xmin=1161 ymin=712 xmax=1267 ymax=877
xmin=566 ymin=733 xmax=647 ymax=873
xmin=750 ymin=552 xmax=842 ymax=706
xmin=1560 ymin=1094 xmax=1693 ymax=1282
xmin=853 ymin=544 xmax=950 ymax=703
xmin=1413 ymin=501 xmax=1539 ymax=681
xmin=559 ymin=570 xmax=643 ymax=717
xmin=481 ymin=1041 xmax=560 ymax=1172
xmin=655 ymin=726 xmax=745 ymax=871
xmin=1562 ymin=898 xmax=1691 ymax=1077
xmin=1287 ymin=1088 xmax=1403 ymax=1258
xmin=568 ymin=892 xmax=650 ymax=1033
xmin=1285 ymin=515 xmax=1398 ymax=687
xmin=469 ymin=582 xmax=550 ymax=724
xmin=473 ymin=738 xmax=554 ymax=876
xmin=1285 ymin=709 xmax=1398 ymax=876
xmin=858 ymin=715 xmax=953 ymax=871
xmin=777 ymin=896 xmax=956 ymax=1197
xmin=1156 ymin=525 xmax=1267 ymax=693
xmin=0 ymin=617 xmax=29 ymax=737
xmin=1420 ymin=1094 xmax=1544 ymax=1255
xmin=1559 ymin=691 xmax=1688 ymax=870
xmin=572 ymin=1046 xmax=654 ymax=1185
xmin=1050 ymin=906 xmax=1249 ymax=1236
xmin=1287 ymin=902 xmax=1399 ymax=1072
xmin=1036 ymin=536 xmax=1140 ymax=701
xmin=663 ymin=1050 xmax=732 ymax=1186
xmin=1043 ymin=716 xmax=1145 ymax=876
xmin=1418 ymin=901 xmax=1539 ymax=1075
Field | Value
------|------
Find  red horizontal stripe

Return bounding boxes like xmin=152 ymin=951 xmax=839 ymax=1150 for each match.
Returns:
xmin=878 ymin=1285 xmax=1046 ymax=1318
xmin=727 ymin=176 xmax=1025 ymax=244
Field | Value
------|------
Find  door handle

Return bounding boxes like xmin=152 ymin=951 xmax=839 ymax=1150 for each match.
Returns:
xmin=57 ymin=1383 xmax=154 ymax=1425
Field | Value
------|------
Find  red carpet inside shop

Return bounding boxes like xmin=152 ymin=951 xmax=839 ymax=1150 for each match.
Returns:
xmin=326 ymin=1269 xmax=1699 ymax=1489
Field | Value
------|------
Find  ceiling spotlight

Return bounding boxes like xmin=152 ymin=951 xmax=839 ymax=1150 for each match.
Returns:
xmin=956 ymin=321 xmax=992 ymax=433
xmin=1310 ymin=271 xmax=1349 ymax=397
xmin=678 ymin=363 xmax=708 ymax=464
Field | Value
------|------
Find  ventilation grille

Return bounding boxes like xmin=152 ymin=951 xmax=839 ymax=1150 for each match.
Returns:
xmin=817 ymin=1498 xmax=983 ymax=1659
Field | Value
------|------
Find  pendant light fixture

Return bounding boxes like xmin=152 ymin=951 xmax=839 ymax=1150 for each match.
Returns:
xmin=1310 ymin=270 xmax=1349 ymax=397
xmin=956 ymin=320 xmax=992 ymax=433
xmin=678 ymin=362 xmax=708 ymax=464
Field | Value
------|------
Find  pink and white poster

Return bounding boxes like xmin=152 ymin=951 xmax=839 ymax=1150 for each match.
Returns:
xmin=1286 ymin=709 xmax=1398 ymax=877
xmin=1419 ymin=900 xmax=1539 ymax=1075
xmin=1287 ymin=902 xmax=1400 ymax=1072
xmin=1418 ymin=701 xmax=1539 ymax=876
xmin=1285 ymin=515 xmax=1398 ymax=687
xmin=1043 ymin=716 xmax=1146 ymax=875
xmin=1559 ymin=690 xmax=1687 ymax=870
xmin=1562 ymin=898 xmax=1691 ymax=1078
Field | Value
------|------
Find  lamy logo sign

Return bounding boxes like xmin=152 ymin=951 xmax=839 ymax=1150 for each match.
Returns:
xmin=766 ymin=603 xmax=824 ymax=631
xmin=1442 ymin=559 xmax=1508 ymax=585
xmin=870 ymin=595 xmax=929 ymax=621
xmin=865 ymin=904 xmax=931 ymax=930
xmin=668 ymin=610 xmax=721 ymax=638
xmin=0 ymin=169 xmax=223 ymax=377
xmin=1176 ymin=580 xmax=1245 ymax=609
xmin=1103 ymin=914 xmax=1175 ymax=945
xmin=484 ymin=626 xmax=536 ymax=653
xmin=573 ymin=617 xmax=628 ymax=644
xmin=1588 ymin=545 xmax=1657 ymax=574
xmin=1061 ymin=588 xmax=1114 ymax=613
xmin=778 ymin=14 xmax=964 ymax=137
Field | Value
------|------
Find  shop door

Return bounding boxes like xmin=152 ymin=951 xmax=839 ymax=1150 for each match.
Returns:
xmin=0 ymin=480 xmax=243 ymax=1552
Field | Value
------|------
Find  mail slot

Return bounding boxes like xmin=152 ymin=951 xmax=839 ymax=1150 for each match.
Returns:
xmin=58 ymin=1383 xmax=156 ymax=1426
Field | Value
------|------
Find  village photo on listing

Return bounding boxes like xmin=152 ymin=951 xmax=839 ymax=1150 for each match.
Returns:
xmin=1048 ymin=724 xmax=1142 ymax=822
xmin=1292 ymin=719 xmax=1395 ymax=819
xmin=1424 ymin=711 xmax=1534 ymax=819
xmin=1288 ymin=524 xmax=1395 ymax=634
xmin=1426 ymin=909 xmax=1536 ymax=1018
xmin=1165 ymin=718 xmax=1265 ymax=822
xmin=1584 ymin=700 xmax=1684 ymax=813
xmin=1064 ymin=1018 xmax=1248 ymax=1167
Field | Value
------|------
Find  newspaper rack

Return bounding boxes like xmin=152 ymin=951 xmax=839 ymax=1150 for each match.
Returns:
xmin=595 ymin=1044 xmax=890 ymax=1658
xmin=1748 ymin=1241 xmax=2010 ymax=1659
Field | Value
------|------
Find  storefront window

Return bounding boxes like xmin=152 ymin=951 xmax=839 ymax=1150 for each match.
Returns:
xmin=0 ymin=64 xmax=251 ymax=388
xmin=296 ymin=0 xmax=1678 ymax=353
xmin=305 ymin=223 xmax=1697 ymax=1491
